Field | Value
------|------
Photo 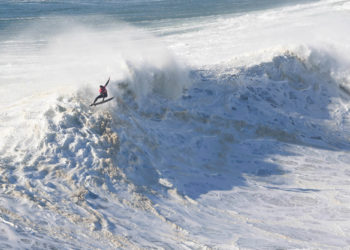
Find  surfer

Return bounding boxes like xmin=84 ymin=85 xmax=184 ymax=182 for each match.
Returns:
xmin=92 ymin=77 xmax=110 ymax=105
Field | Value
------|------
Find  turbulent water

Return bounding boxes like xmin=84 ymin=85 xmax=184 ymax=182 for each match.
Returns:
xmin=1 ymin=0 xmax=350 ymax=249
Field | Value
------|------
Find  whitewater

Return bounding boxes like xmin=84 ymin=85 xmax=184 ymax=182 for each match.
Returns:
xmin=1 ymin=0 xmax=350 ymax=249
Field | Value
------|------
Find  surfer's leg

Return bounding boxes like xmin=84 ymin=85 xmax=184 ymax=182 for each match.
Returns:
xmin=93 ymin=94 xmax=102 ymax=104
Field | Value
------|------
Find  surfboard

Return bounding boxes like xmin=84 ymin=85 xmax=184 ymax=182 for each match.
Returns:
xmin=90 ymin=97 xmax=114 ymax=106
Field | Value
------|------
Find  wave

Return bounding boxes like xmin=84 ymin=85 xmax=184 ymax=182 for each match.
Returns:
xmin=1 ymin=44 xmax=350 ymax=247
xmin=2 ymin=1 xmax=350 ymax=246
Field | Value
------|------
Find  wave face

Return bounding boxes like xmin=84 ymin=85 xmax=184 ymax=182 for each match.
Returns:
xmin=2 ymin=0 xmax=350 ymax=249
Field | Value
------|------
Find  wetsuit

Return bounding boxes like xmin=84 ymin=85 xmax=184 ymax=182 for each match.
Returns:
xmin=92 ymin=78 xmax=110 ymax=104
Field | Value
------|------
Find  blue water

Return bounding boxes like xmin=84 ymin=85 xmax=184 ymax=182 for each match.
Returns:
xmin=0 ymin=0 xmax=317 ymax=26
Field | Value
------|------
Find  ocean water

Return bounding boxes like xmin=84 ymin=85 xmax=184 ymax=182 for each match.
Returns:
xmin=1 ymin=0 xmax=350 ymax=249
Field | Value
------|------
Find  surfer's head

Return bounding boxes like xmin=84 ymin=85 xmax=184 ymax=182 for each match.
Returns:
xmin=100 ymin=85 xmax=104 ymax=88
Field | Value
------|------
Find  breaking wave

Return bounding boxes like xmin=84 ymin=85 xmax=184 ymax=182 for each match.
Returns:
xmin=2 ymin=1 xmax=350 ymax=245
xmin=1 ymin=43 xmax=350 ymax=247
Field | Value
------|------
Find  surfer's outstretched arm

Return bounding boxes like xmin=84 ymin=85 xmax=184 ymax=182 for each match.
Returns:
xmin=104 ymin=77 xmax=110 ymax=87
